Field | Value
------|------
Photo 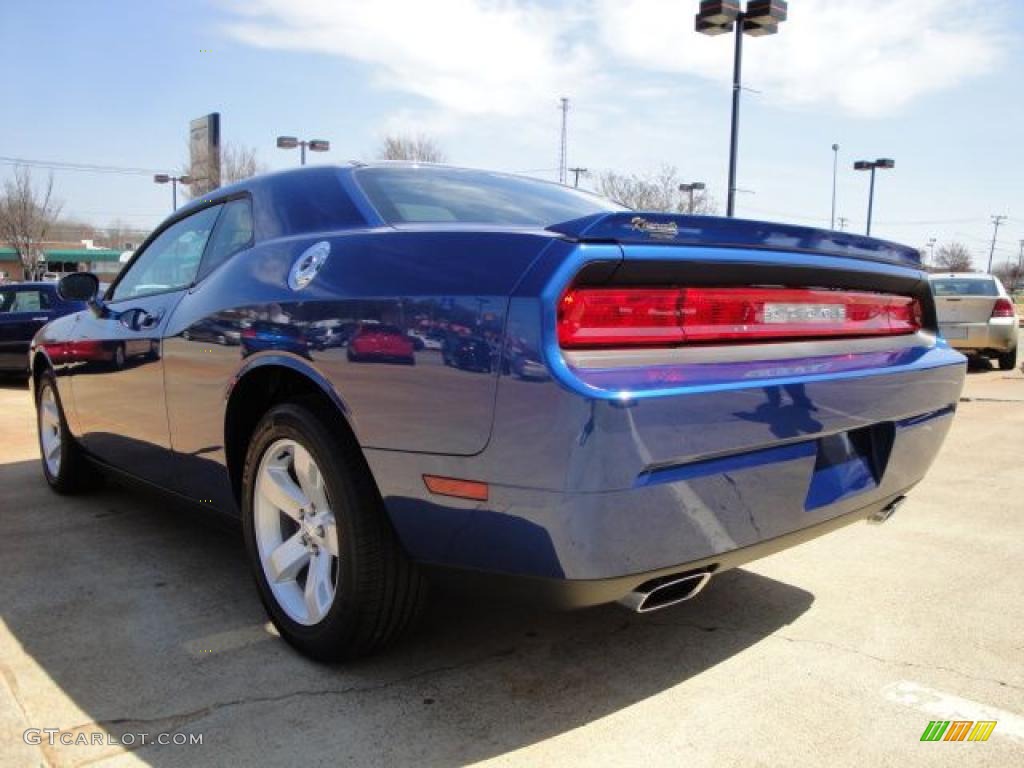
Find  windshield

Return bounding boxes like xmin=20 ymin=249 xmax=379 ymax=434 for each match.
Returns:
xmin=354 ymin=166 xmax=624 ymax=228
xmin=931 ymin=278 xmax=999 ymax=297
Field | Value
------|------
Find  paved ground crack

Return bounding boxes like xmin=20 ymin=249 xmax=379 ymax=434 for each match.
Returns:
xmin=66 ymin=648 xmax=513 ymax=738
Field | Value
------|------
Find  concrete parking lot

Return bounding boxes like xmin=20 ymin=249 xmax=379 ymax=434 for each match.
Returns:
xmin=1 ymin=362 xmax=1023 ymax=767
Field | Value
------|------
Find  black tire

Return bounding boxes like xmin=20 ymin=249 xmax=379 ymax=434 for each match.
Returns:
xmin=998 ymin=348 xmax=1017 ymax=371
xmin=35 ymin=371 xmax=96 ymax=494
xmin=241 ymin=401 xmax=425 ymax=661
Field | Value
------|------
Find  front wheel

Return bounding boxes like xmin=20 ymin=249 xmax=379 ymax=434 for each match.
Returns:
xmin=241 ymin=401 xmax=425 ymax=661
xmin=998 ymin=348 xmax=1017 ymax=371
xmin=36 ymin=372 xmax=95 ymax=493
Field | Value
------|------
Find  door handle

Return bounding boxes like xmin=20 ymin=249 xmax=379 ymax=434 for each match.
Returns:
xmin=137 ymin=310 xmax=163 ymax=330
xmin=32 ymin=316 xmax=49 ymax=322
xmin=119 ymin=308 xmax=163 ymax=331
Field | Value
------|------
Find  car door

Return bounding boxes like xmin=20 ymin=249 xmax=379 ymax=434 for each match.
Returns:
xmin=0 ymin=286 xmax=56 ymax=371
xmin=71 ymin=204 xmax=223 ymax=486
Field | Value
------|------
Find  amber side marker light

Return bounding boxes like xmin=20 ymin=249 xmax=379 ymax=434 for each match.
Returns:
xmin=423 ymin=475 xmax=489 ymax=501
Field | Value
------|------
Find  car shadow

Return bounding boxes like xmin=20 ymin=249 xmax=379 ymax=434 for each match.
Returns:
xmin=0 ymin=374 xmax=30 ymax=390
xmin=0 ymin=457 xmax=814 ymax=767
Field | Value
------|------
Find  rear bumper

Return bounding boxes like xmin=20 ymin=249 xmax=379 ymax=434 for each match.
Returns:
xmin=423 ymin=490 xmax=910 ymax=609
xmin=368 ymin=338 xmax=965 ymax=589
xmin=942 ymin=319 xmax=1018 ymax=353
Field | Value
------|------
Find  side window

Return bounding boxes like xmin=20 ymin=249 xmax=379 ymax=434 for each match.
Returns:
xmin=196 ymin=198 xmax=254 ymax=282
xmin=0 ymin=289 xmax=14 ymax=313
xmin=10 ymin=290 xmax=51 ymax=312
xmin=111 ymin=205 xmax=222 ymax=301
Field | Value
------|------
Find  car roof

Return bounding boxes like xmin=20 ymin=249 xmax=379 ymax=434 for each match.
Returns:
xmin=927 ymin=273 xmax=994 ymax=279
xmin=1 ymin=281 xmax=56 ymax=289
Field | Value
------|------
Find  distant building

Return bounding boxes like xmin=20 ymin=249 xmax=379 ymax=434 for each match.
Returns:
xmin=0 ymin=244 xmax=124 ymax=282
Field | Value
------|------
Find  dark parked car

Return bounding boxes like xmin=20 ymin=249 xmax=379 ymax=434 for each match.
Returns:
xmin=30 ymin=164 xmax=965 ymax=661
xmin=0 ymin=282 xmax=85 ymax=373
xmin=441 ymin=332 xmax=493 ymax=372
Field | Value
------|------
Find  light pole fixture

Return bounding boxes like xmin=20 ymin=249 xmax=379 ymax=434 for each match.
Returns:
xmin=568 ymin=167 xmax=589 ymax=188
xmin=679 ymin=182 xmax=707 ymax=214
xmin=853 ymin=158 xmax=894 ymax=236
xmin=831 ymin=144 xmax=840 ymax=230
xmin=276 ymin=136 xmax=331 ymax=166
xmin=696 ymin=0 xmax=788 ymax=218
xmin=154 ymin=173 xmax=192 ymax=211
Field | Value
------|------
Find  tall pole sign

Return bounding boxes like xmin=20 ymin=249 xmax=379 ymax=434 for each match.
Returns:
xmin=189 ymin=113 xmax=221 ymax=196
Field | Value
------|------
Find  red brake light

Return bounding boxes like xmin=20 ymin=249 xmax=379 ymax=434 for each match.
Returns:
xmin=558 ymin=287 xmax=922 ymax=349
xmin=992 ymin=298 xmax=1015 ymax=318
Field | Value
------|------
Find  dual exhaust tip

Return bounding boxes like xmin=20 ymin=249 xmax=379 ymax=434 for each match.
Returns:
xmin=619 ymin=496 xmax=907 ymax=614
xmin=618 ymin=569 xmax=713 ymax=614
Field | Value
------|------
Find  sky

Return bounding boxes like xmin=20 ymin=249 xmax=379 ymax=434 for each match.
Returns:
xmin=1 ymin=0 xmax=1022 ymax=269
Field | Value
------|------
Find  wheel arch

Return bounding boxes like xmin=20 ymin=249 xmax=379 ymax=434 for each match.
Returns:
xmin=223 ymin=355 xmax=362 ymax=505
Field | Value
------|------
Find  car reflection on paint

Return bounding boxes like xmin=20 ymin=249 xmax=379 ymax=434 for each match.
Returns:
xmin=182 ymin=317 xmax=242 ymax=346
xmin=441 ymin=332 xmax=493 ymax=373
xmin=346 ymin=323 xmax=415 ymax=365
xmin=56 ymin=337 xmax=160 ymax=373
xmin=240 ymin=320 xmax=309 ymax=358
xmin=408 ymin=329 xmax=443 ymax=351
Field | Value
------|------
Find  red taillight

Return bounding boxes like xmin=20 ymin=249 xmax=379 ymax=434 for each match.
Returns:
xmin=992 ymin=298 xmax=1015 ymax=318
xmin=558 ymin=287 xmax=922 ymax=348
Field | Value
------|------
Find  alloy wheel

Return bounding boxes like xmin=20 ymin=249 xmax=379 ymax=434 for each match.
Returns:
xmin=253 ymin=438 xmax=340 ymax=626
xmin=39 ymin=384 xmax=62 ymax=477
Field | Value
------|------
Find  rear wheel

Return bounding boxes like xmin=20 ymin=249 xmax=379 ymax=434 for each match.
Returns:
xmin=241 ymin=401 xmax=425 ymax=661
xmin=998 ymin=347 xmax=1017 ymax=371
xmin=36 ymin=372 xmax=95 ymax=493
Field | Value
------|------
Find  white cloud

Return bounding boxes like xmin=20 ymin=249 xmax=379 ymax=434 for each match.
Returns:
xmin=223 ymin=0 xmax=1005 ymax=120
xmin=597 ymin=0 xmax=1006 ymax=117
xmin=223 ymin=0 xmax=597 ymax=117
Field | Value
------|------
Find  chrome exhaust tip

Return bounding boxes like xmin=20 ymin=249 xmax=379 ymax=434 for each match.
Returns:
xmin=868 ymin=495 xmax=906 ymax=525
xmin=618 ymin=570 xmax=713 ymax=614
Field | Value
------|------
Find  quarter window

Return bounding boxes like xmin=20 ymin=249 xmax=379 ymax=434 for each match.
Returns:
xmin=196 ymin=198 xmax=254 ymax=281
xmin=111 ymin=205 xmax=222 ymax=301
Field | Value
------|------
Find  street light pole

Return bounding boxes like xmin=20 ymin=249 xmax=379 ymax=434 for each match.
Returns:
xmin=854 ymin=158 xmax=894 ymax=236
xmin=866 ymin=165 xmax=876 ymax=237
xmin=277 ymin=136 xmax=331 ymax=166
xmin=153 ymin=174 xmax=193 ymax=211
xmin=727 ymin=19 xmax=744 ymax=218
xmin=679 ymin=182 xmax=707 ymax=214
xmin=696 ymin=1 xmax=788 ymax=219
xmin=831 ymin=143 xmax=839 ymax=230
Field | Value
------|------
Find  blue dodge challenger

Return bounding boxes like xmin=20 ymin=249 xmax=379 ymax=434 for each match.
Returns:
xmin=31 ymin=164 xmax=965 ymax=660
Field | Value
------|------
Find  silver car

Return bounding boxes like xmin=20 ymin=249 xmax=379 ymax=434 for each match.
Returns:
xmin=929 ymin=273 xmax=1019 ymax=370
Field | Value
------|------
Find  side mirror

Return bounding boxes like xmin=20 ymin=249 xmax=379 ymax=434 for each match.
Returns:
xmin=58 ymin=272 xmax=100 ymax=302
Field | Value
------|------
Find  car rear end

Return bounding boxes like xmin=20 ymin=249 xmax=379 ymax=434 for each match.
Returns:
xmin=382 ymin=214 xmax=966 ymax=609
xmin=929 ymin=273 xmax=1019 ymax=362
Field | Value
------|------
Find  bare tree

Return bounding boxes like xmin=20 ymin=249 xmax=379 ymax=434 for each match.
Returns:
xmin=221 ymin=143 xmax=267 ymax=184
xmin=181 ymin=142 xmax=268 ymax=200
xmin=378 ymin=135 xmax=447 ymax=163
xmin=595 ymin=166 xmax=717 ymax=215
xmin=0 ymin=165 xmax=63 ymax=279
xmin=993 ymin=262 xmax=1022 ymax=290
xmin=934 ymin=242 xmax=974 ymax=272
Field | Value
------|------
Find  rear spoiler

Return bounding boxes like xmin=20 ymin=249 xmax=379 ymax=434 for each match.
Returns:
xmin=547 ymin=212 xmax=922 ymax=268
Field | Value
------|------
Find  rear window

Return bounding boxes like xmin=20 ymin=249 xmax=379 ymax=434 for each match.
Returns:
xmin=354 ymin=167 xmax=623 ymax=227
xmin=931 ymin=278 xmax=998 ymax=297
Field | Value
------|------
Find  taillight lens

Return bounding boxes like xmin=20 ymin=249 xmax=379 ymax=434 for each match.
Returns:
xmin=558 ymin=287 xmax=922 ymax=349
xmin=992 ymin=298 xmax=1016 ymax=318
